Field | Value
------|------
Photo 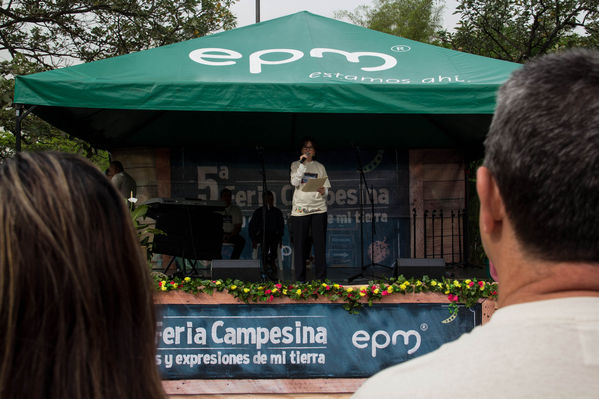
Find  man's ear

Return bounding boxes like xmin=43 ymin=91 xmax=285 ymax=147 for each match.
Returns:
xmin=476 ymin=166 xmax=505 ymax=234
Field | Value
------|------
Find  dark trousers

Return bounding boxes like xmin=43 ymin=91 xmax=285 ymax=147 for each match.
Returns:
xmin=261 ymin=235 xmax=280 ymax=264
xmin=258 ymin=234 xmax=281 ymax=280
xmin=224 ymin=234 xmax=245 ymax=259
xmin=293 ymin=212 xmax=327 ymax=282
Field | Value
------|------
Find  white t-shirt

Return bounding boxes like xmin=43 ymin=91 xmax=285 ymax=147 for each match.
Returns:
xmin=353 ymin=297 xmax=599 ymax=399
xmin=222 ymin=204 xmax=242 ymax=234
xmin=290 ymin=160 xmax=331 ymax=216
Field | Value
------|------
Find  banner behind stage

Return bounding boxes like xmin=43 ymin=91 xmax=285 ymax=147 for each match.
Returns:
xmin=157 ymin=303 xmax=481 ymax=379
xmin=170 ymin=148 xmax=410 ymax=268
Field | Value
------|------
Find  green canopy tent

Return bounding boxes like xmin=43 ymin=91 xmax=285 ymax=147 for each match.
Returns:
xmin=13 ymin=11 xmax=521 ymax=151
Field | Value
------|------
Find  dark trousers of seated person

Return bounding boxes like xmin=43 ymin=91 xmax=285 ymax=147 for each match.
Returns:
xmin=223 ymin=233 xmax=245 ymax=259
xmin=293 ymin=212 xmax=327 ymax=282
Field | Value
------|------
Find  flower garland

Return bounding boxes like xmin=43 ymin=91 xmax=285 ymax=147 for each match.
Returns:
xmin=155 ymin=275 xmax=497 ymax=314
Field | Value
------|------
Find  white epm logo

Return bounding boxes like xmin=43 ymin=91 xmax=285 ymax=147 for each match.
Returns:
xmin=189 ymin=47 xmax=397 ymax=74
xmin=352 ymin=329 xmax=421 ymax=357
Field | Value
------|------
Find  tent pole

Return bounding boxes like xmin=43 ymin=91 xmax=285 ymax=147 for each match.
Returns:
xmin=255 ymin=0 xmax=260 ymax=23
xmin=14 ymin=104 xmax=37 ymax=153
xmin=15 ymin=104 xmax=23 ymax=153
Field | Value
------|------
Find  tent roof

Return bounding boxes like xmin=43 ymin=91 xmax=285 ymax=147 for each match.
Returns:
xmin=13 ymin=11 xmax=521 ymax=150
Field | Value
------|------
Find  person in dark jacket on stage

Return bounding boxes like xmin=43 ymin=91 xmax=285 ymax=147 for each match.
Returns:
xmin=249 ymin=191 xmax=285 ymax=279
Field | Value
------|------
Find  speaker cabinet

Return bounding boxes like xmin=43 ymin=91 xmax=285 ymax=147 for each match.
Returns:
xmin=396 ymin=258 xmax=446 ymax=279
xmin=211 ymin=260 xmax=261 ymax=282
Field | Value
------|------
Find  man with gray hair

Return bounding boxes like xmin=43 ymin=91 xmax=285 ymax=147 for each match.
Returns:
xmin=353 ymin=49 xmax=599 ymax=398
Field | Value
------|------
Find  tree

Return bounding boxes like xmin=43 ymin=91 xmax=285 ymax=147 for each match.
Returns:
xmin=449 ymin=0 xmax=599 ymax=63
xmin=0 ymin=0 xmax=237 ymax=163
xmin=1 ymin=53 xmax=110 ymax=163
xmin=335 ymin=0 xmax=444 ymax=44
xmin=1 ymin=0 xmax=236 ymax=69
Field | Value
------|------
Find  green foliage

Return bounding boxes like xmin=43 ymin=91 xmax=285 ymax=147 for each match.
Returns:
xmin=1 ymin=0 xmax=237 ymax=160
xmin=449 ymin=0 xmax=599 ymax=62
xmin=336 ymin=0 xmax=444 ymax=44
xmin=0 ymin=0 xmax=236 ymax=68
xmin=446 ymin=2 xmax=598 ymax=267
xmin=130 ymin=204 xmax=166 ymax=263
xmin=155 ymin=275 xmax=498 ymax=315
xmin=466 ymin=159 xmax=487 ymax=267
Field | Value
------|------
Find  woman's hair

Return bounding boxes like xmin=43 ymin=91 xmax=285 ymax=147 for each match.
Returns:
xmin=299 ymin=136 xmax=317 ymax=159
xmin=0 ymin=152 xmax=164 ymax=399
xmin=299 ymin=136 xmax=316 ymax=152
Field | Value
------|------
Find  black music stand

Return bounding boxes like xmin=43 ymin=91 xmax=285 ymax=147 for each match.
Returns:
xmin=348 ymin=148 xmax=393 ymax=282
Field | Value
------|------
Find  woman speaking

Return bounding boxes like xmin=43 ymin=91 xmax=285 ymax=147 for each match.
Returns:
xmin=290 ymin=137 xmax=331 ymax=281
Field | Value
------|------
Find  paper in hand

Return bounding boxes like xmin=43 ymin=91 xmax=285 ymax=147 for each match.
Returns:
xmin=301 ymin=177 xmax=328 ymax=192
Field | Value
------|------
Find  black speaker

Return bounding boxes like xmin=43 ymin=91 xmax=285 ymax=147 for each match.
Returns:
xmin=211 ymin=260 xmax=261 ymax=282
xmin=396 ymin=258 xmax=446 ymax=279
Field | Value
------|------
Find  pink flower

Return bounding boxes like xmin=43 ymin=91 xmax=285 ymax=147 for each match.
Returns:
xmin=468 ymin=281 xmax=475 ymax=287
xmin=382 ymin=290 xmax=389 ymax=296
xmin=478 ymin=281 xmax=484 ymax=287
xmin=158 ymin=281 xmax=163 ymax=287
xmin=265 ymin=289 xmax=272 ymax=294
xmin=447 ymin=294 xmax=459 ymax=302
xmin=170 ymin=281 xmax=175 ymax=285
xmin=275 ymin=283 xmax=282 ymax=289
xmin=371 ymin=285 xmax=378 ymax=292
xmin=326 ymin=285 xmax=331 ymax=290
xmin=268 ymin=295 xmax=274 ymax=302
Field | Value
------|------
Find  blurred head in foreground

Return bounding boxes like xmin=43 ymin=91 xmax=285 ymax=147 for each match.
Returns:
xmin=481 ymin=48 xmax=599 ymax=270
xmin=0 ymin=152 xmax=164 ymax=399
xmin=352 ymin=49 xmax=599 ymax=399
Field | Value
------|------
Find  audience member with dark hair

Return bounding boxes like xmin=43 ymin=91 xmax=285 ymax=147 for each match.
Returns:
xmin=353 ymin=49 xmax=599 ymax=397
xmin=0 ymin=152 xmax=165 ymax=399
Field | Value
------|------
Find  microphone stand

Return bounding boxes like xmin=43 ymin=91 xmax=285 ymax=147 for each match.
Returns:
xmin=256 ymin=146 xmax=269 ymax=282
xmin=348 ymin=147 xmax=392 ymax=282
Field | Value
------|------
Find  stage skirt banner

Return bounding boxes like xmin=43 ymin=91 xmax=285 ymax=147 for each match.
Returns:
xmin=156 ymin=302 xmax=481 ymax=379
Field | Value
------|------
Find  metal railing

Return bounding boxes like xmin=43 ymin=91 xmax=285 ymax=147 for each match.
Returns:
xmin=412 ymin=208 xmax=466 ymax=264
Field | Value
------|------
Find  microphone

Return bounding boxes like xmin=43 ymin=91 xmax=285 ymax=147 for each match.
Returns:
xmin=300 ymin=152 xmax=309 ymax=164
